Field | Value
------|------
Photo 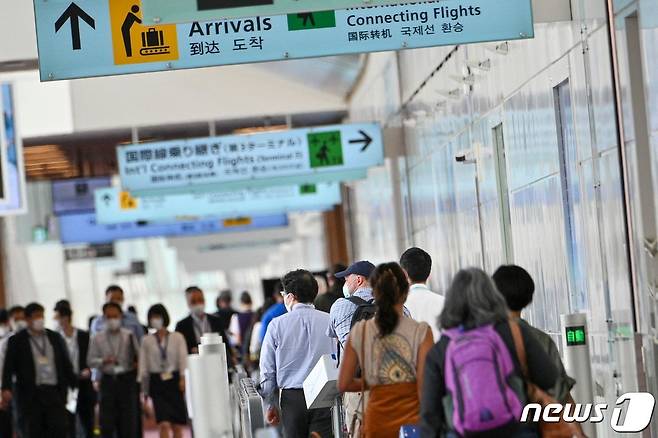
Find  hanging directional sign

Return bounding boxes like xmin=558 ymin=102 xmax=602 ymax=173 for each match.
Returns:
xmin=34 ymin=0 xmax=534 ymax=81
xmin=117 ymin=123 xmax=382 ymax=194
xmin=59 ymin=211 xmax=289 ymax=244
xmin=141 ymin=0 xmax=411 ymax=24
xmin=94 ymin=182 xmax=341 ymax=224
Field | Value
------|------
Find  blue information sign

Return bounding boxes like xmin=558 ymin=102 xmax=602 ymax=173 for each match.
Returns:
xmin=58 ymin=211 xmax=289 ymax=244
xmin=34 ymin=0 xmax=534 ymax=81
xmin=94 ymin=182 xmax=340 ymax=224
xmin=117 ymin=123 xmax=380 ymax=194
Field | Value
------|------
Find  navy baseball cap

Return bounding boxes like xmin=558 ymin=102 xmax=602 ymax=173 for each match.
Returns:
xmin=335 ymin=261 xmax=375 ymax=279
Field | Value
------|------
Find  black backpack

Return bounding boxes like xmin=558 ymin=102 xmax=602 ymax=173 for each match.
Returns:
xmin=348 ymin=296 xmax=376 ymax=328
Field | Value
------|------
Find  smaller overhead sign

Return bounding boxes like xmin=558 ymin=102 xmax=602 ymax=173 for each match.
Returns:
xmin=117 ymin=123 xmax=381 ymax=194
xmin=35 ymin=0 xmax=534 ymax=81
xmin=95 ymin=182 xmax=340 ymax=224
xmin=52 ymin=177 xmax=111 ymax=215
xmin=58 ymin=211 xmax=288 ymax=244
xmin=141 ymin=0 xmax=410 ymax=24
xmin=0 ymin=84 xmax=27 ymax=216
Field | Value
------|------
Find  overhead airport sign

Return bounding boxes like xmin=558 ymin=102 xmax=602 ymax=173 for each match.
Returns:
xmin=142 ymin=0 xmax=416 ymax=24
xmin=35 ymin=0 xmax=534 ymax=81
xmin=59 ymin=211 xmax=289 ymax=244
xmin=117 ymin=123 xmax=382 ymax=194
xmin=94 ymin=182 xmax=341 ymax=224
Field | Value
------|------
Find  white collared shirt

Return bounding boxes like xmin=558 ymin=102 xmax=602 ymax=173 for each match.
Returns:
xmin=405 ymin=283 xmax=444 ymax=340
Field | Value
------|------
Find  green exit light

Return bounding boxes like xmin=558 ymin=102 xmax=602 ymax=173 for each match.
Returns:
xmin=565 ymin=325 xmax=586 ymax=346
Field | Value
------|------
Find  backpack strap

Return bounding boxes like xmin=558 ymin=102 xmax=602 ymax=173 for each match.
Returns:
xmin=347 ymin=296 xmax=369 ymax=306
xmin=508 ymin=319 xmax=529 ymax=379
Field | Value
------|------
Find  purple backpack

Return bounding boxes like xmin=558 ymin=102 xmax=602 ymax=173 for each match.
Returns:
xmin=444 ymin=324 xmax=523 ymax=436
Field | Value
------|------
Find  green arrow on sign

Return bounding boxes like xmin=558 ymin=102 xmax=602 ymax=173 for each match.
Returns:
xmin=287 ymin=11 xmax=336 ymax=31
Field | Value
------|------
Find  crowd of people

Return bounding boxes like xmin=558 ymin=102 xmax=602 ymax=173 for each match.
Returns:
xmin=0 ymin=246 xmax=581 ymax=438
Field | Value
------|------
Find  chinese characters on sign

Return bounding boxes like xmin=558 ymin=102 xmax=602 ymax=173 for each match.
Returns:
xmin=35 ymin=0 xmax=534 ymax=80
xmin=117 ymin=123 xmax=383 ymax=193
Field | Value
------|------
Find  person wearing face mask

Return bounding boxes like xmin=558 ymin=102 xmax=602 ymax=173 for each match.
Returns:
xmin=89 ymin=285 xmax=144 ymax=342
xmin=139 ymin=304 xmax=188 ymax=438
xmin=1 ymin=302 xmax=76 ymax=438
xmin=175 ymin=286 xmax=233 ymax=367
xmin=88 ymin=302 xmax=140 ymax=438
xmin=326 ymin=261 xmax=376 ymax=350
xmin=53 ymin=300 xmax=95 ymax=438
xmin=259 ymin=270 xmax=333 ymax=438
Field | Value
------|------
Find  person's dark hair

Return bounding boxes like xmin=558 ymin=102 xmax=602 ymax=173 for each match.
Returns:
xmin=399 ymin=247 xmax=432 ymax=283
xmin=102 ymin=302 xmax=123 ymax=315
xmin=240 ymin=291 xmax=252 ymax=306
xmin=24 ymin=302 xmax=45 ymax=318
xmin=54 ymin=299 xmax=71 ymax=311
xmin=185 ymin=286 xmax=203 ymax=295
xmin=147 ymin=304 xmax=170 ymax=328
xmin=439 ymin=268 xmax=509 ymax=329
xmin=492 ymin=265 xmax=535 ymax=312
xmin=127 ymin=305 xmax=138 ymax=314
xmin=105 ymin=285 xmax=123 ymax=296
xmin=8 ymin=306 xmax=24 ymax=318
xmin=0 ymin=309 xmax=8 ymax=324
xmin=55 ymin=306 xmax=72 ymax=319
xmin=281 ymin=270 xmax=318 ymax=303
xmin=219 ymin=290 xmax=232 ymax=304
xmin=370 ymin=262 xmax=409 ymax=336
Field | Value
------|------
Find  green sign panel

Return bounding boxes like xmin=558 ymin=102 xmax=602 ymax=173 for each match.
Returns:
xmin=308 ymin=131 xmax=344 ymax=168
xmin=565 ymin=325 xmax=586 ymax=346
xmin=142 ymin=0 xmax=415 ymax=24
xmin=287 ymin=11 xmax=336 ymax=31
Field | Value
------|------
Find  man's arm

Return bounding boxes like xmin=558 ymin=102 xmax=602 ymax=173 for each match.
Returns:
xmin=258 ymin=321 xmax=279 ymax=409
xmin=86 ymin=334 xmax=104 ymax=371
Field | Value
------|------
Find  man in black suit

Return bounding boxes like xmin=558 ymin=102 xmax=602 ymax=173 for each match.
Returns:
xmin=175 ymin=286 xmax=233 ymax=366
xmin=54 ymin=300 xmax=96 ymax=438
xmin=1 ymin=302 xmax=76 ymax=438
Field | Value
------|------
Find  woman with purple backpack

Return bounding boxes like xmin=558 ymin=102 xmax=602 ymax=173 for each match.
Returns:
xmin=420 ymin=268 xmax=558 ymax=438
xmin=338 ymin=262 xmax=435 ymax=438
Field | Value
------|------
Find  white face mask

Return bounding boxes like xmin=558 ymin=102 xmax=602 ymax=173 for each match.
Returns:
xmin=283 ymin=294 xmax=293 ymax=313
xmin=107 ymin=318 xmax=122 ymax=331
xmin=31 ymin=319 xmax=45 ymax=332
xmin=342 ymin=283 xmax=351 ymax=298
xmin=150 ymin=318 xmax=164 ymax=330
xmin=190 ymin=304 xmax=205 ymax=316
xmin=12 ymin=320 xmax=28 ymax=331
xmin=0 ymin=326 xmax=7 ymax=337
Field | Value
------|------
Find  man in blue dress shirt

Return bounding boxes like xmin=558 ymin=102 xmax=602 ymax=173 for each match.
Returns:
xmin=259 ymin=269 xmax=333 ymax=438
xmin=89 ymin=285 xmax=144 ymax=342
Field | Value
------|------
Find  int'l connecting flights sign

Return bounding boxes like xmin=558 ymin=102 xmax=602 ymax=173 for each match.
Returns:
xmin=94 ymin=182 xmax=341 ymax=224
xmin=117 ymin=123 xmax=382 ymax=194
xmin=141 ymin=0 xmax=418 ymax=23
xmin=34 ymin=0 xmax=534 ymax=80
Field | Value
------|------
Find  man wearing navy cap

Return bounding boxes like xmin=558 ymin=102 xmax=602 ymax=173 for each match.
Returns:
xmin=326 ymin=260 xmax=375 ymax=349
xmin=326 ymin=260 xmax=375 ymax=437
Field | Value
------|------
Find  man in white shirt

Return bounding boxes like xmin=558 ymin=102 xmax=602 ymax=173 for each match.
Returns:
xmin=400 ymin=247 xmax=443 ymax=339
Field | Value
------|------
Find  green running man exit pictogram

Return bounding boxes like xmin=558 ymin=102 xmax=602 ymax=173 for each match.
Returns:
xmin=308 ymin=131 xmax=343 ymax=168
